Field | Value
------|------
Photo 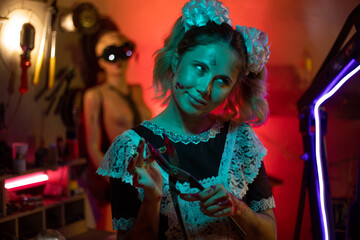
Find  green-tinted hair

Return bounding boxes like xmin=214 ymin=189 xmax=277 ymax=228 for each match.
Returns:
xmin=153 ymin=17 xmax=268 ymax=125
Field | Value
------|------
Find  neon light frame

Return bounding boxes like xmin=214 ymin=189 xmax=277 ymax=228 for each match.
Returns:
xmin=313 ymin=58 xmax=360 ymax=240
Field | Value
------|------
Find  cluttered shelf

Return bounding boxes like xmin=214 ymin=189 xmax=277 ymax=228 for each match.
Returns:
xmin=0 ymin=193 xmax=85 ymax=223
xmin=0 ymin=194 xmax=88 ymax=239
xmin=0 ymin=158 xmax=87 ymax=181
xmin=0 ymin=158 xmax=88 ymax=239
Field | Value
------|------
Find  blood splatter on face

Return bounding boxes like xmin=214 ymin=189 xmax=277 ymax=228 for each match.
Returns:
xmin=175 ymin=82 xmax=184 ymax=90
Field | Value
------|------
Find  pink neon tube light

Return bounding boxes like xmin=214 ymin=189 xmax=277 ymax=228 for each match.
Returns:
xmin=313 ymin=59 xmax=360 ymax=240
xmin=5 ymin=172 xmax=49 ymax=190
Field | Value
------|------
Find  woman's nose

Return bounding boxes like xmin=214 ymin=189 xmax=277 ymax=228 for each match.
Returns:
xmin=196 ymin=76 xmax=212 ymax=97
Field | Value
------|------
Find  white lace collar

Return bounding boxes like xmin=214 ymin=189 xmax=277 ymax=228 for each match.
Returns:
xmin=141 ymin=120 xmax=224 ymax=145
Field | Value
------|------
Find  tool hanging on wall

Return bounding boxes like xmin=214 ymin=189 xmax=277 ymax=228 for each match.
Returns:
xmin=19 ymin=23 xmax=35 ymax=94
xmin=54 ymin=67 xmax=74 ymax=114
xmin=43 ymin=66 xmax=74 ymax=116
xmin=33 ymin=6 xmax=52 ymax=86
xmin=48 ymin=0 xmax=58 ymax=89
xmin=34 ymin=0 xmax=58 ymax=101
xmin=44 ymin=66 xmax=70 ymax=115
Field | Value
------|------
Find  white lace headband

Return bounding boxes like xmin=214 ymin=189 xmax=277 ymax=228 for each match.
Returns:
xmin=181 ymin=0 xmax=270 ymax=74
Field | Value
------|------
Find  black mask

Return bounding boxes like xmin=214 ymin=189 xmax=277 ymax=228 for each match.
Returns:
xmin=99 ymin=42 xmax=135 ymax=62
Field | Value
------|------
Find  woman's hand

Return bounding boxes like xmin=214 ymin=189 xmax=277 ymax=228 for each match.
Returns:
xmin=127 ymin=138 xmax=164 ymax=203
xmin=179 ymin=184 xmax=246 ymax=217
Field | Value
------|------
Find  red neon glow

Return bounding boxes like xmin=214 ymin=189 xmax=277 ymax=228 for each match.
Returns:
xmin=5 ymin=172 xmax=49 ymax=190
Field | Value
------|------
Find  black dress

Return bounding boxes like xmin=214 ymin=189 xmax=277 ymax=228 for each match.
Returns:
xmin=97 ymin=120 xmax=275 ymax=239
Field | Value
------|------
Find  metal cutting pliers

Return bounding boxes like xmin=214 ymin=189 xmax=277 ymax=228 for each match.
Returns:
xmin=146 ymin=134 xmax=246 ymax=237
xmin=147 ymin=134 xmax=203 ymax=240
xmin=147 ymin=134 xmax=205 ymax=191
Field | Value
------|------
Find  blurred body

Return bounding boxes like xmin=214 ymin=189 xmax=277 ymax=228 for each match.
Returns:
xmin=83 ymin=23 xmax=151 ymax=231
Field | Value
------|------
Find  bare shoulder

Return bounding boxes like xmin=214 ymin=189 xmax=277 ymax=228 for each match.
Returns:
xmin=83 ymin=85 xmax=103 ymax=105
xmin=84 ymin=84 xmax=106 ymax=99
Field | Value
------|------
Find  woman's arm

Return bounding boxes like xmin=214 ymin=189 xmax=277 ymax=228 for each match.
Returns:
xmin=118 ymin=198 xmax=161 ymax=240
xmin=116 ymin=139 xmax=164 ymax=240
xmin=225 ymin=196 xmax=276 ymax=240
xmin=83 ymin=89 xmax=104 ymax=168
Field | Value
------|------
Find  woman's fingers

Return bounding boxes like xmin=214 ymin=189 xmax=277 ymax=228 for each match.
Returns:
xmin=134 ymin=161 xmax=163 ymax=202
xmin=179 ymin=192 xmax=200 ymax=201
xmin=180 ymin=185 xmax=219 ymax=202
xmin=126 ymin=139 xmax=164 ymax=199
xmin=200 ymin=194 xmax=232 ymax=215
xmin=138 ymin=139 xmax=167 ymax=166
xmin=179 ymin=185 xmax=219 ymax=203
xmin=126 ymin=152 xmax=138 ymax=174
xmin=200 ymin=185 xmax=218 ymax=200
xmin=127 ymin=138 xmax=146 ymax=175
xmin=132 ymin=167 xmax=142 ymax=187
xmin=204 ymin=191 xmax=246 ymax=217
xmin=145 ymin=145 xmax=166 ymax=164
xmin=128 ymin=138 xmax=159 ymax=172
xmin=213 ymin=207 xmax=232 ymax=217
xmin=202 ymin=195 xmax=229 ymax=208
xmin=180 ymin=184 xmax=244 ymax=217
xmin=136 ymin=138 xmax=146 ymax=166
xmin=127 ymin=138 xmax=168 ymax=178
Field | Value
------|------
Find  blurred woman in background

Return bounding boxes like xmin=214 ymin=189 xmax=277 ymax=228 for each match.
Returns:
xmin=82 ymin=18 xmax=151 ymax=231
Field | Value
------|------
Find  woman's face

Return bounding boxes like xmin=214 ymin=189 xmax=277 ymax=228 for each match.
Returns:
xmin=96 ymin=31 xmax=129 ymax=77
xmin=171 ymin=42 xmax=241 ymax=117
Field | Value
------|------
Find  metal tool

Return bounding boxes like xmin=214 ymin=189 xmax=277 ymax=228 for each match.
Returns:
xmin=147 ymin=135 xmax=247 ymax=237
xmin=147 ymin=140 xmax=204 ymax=191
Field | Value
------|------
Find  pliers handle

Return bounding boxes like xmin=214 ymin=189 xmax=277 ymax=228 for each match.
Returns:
xmin=147 ymin=141 xmax=204 ymax=190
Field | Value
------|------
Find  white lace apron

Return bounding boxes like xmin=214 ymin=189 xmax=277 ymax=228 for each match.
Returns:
xmin=97 ymin=120 xmax=275 ymax=239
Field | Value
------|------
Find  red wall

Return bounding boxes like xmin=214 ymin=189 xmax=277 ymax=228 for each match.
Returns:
xmin=3 ymin=0 xmax=358 ymax=239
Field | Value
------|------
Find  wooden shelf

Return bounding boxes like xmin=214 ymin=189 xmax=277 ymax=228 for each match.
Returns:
xmin=0 ymin=194 xmax=85 ymax=223
xmin=67 ymin=228 xmax=116 ymax=240
xmin=0 ymin=158 xmax=88 ymax=239
xmin=0 ymin=167 xmax=44 ymax=181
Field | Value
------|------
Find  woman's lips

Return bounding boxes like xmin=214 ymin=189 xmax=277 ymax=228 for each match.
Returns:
xmin=187 ymin=93 xmax=207 ymax=105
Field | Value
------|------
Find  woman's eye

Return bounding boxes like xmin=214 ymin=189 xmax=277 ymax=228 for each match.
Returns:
xmin=217 ymin=78 xmax=230 ymax=85
xmin=195 ymin=65 xmax=204 ymax=72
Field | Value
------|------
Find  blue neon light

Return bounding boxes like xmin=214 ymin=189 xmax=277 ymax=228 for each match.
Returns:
xmin=313 ymin=59 xmax=360 ymax=240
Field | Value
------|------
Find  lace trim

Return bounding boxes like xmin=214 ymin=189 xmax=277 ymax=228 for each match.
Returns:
xmin=168 ymin=177 xmax=235 ymax=238
xmin=249 ymin=196 xmax=276 ymax=212
xmin=112 ymin=217 xmax=135 ymax=230
xmin=220 ymin=121 xmax=267 ymax=199
xmin=97 ymin=130 xmax=144 ymax=200
xmin=97 ymin=130 xmax=139 ymax=179
xmin=97 ymin=120 xmax=271 ymax=237
xmin=141 ymin=120 xmax=223 ymax=144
